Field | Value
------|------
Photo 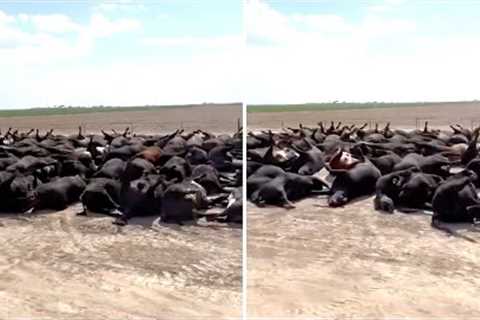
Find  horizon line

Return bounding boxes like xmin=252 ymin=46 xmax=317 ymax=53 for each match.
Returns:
xmin=0 ymin=102 xmax=243 ymax=111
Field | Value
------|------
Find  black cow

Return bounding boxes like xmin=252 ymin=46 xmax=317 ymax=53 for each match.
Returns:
xmin=34 ymin=176 xmax=86 ymax=210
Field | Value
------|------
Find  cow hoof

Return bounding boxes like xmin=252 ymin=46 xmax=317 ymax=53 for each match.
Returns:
xmin=255 ymin=202 xmax=266 ymax=208
xmin=112 ymin=217 xmax=127 ymax=226
xmin=23 ymin=207 xmax=34 ymax=215
xmin=472 ymin=222 xmax=480 ymax=232
xmin=205 ymin=215 xmax=217 ymax=222
xmin=284 ymin=203 xmax=296 ymax=210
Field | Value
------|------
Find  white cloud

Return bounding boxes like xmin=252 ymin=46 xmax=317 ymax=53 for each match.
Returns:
xmin=246 ymin=0 xmax=479 ymax=103
xmin=0 ymin=8 xmax=241 ymax=107
xmin=246 ymin=0 xmax=295 ymax=45
xmin=17 ymin=13 xmax=29 ymax=22
xmin=360 ymin=15 xmax=416 ymax=38
xmin=368 ymin=5 xmax=392 ymax=13
xmin=0 ymin=10 xmax=15 ymax=24
xmin=246 ymin=0 xmax=415 ymax=46
xmin=141 ymin=35 xmax=241 ymax=49
xmin=2 ymin=50 xmax=243 ymax=107
xmin=291 ymin=14 xmax=353 ymax=33
xmin=368 ymin=0 xmax=407 ymax=13
xmin=87 ymin=13 xmax=141 ymax=38
xmin=94 ymin=0 xmax=146 ymax=13
xmin=0 ymin=12 xmax=141 ymax=66
xmin=386 ymin=0 xmax=407 ymax=5
xmin=29 ymin=14 xmax=81 ymax=33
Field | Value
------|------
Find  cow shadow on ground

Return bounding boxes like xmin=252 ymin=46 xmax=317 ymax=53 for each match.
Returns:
xmin=123 ymin=215 xmax=242 ymax=231
xmin=0 ymin=213 xmax=34 ymax=224
xmin=311 ymin=194 xmax=371 ymax=208
xmin=434 ymin=222 xmax=480 ymax=234
xmin=0 ymin=203 xmax=242 ymax=231
xmin=309 ymin=195 xmax=480 ymax=238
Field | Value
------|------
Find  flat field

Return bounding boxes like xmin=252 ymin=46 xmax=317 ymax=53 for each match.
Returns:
xmin=0 ymin=103 xmax=242 ymax=134
xmin=248 ymin=101 xmax=480 ymax=130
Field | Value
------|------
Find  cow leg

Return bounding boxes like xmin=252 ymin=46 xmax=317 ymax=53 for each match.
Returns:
xmin=328 ymin=190 xmax=349 ymax=207
xmin=250 ymin=189 xmax=260 ymax=203
xmin=105 ymin=208 xmax=123 ymax=217
xmin=374 ymin=194 xmax=395 ymax=214
xmin=462 ymin=205 xmax=480 ymax=234
xmin=250 ymin=189 xmax=266 ymax=207
xmin=467 ymin=204 xmax=480 ymax=222
xmin=282 ymin=200 xmax=295 ymax=210
xmin=112 ymin=216 xmax=128 ymax=226
xmin=76 ymin=204 xmax=88 ymax=216
xmin=280 ymin=190 xmax=295 ymax=209
xmin=97 ymin=193 xmax=122 ymax=217
xmin=23 ymin=207 xmax=34 ymax=215
xmin=191 ymin=209 xmax=199 ymax=222
xmin=467 ymin=204 xmax=480 ymax=228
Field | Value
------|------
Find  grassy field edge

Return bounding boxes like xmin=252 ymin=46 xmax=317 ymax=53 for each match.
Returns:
xmin=247 ymin=101 xmax=479 ymax=113
xmin=0 ymin=103 xmax=241 ymax=118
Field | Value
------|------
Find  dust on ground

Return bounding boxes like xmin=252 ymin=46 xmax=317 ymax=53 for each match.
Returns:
xmin=0 ymin=205 xmax=241 ymax=319
xmin=247 ymin=197 xmax=480 ymax=317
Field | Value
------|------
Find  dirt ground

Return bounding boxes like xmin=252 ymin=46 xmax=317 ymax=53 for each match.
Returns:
xmin=248 ymin=101 xmax=480 ymax=130
xmin=0 ymin=104 xmax=242 ymax=319
xmin=0 ymin=103 xmax=242 ymax=134
xmin=248 ymin=103 xmax=480 ymax=317
xmin=248 ymin=198 xmax=480 ymax=318
xmin=0 ymin=205 xmax=241 ymax=319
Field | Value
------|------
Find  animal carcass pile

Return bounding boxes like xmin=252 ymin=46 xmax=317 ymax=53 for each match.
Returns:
xmin=0 ymin=127 xmax=242 ymax=225
xmin=247 ymin=122 xmax=480 ymax=240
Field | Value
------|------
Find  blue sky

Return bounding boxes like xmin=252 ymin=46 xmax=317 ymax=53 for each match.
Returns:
xmin=246 ymin=0 xmax=480 ymax=103
xmin=260 ymin=0 xmax=480 ymax=34
xmin=3 ymin=0 xmax=480 ymax=107
xmin=0 ymin=1 xmax=242 ymax=108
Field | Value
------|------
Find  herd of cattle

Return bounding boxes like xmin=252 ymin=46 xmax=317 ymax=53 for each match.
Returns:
xmin=247 ymin=122 xmax=480 ymax=241
xmin=5 ymin=121 xmax=480 ymax=236
xmin=0 ymin=127 xmax=242 ymax=225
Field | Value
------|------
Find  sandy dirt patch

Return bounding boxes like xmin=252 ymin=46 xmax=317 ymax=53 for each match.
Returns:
xmin=0 ymin=205 xmax=241 ymax=319
xmin=247 ymin=195 xmax=480 ymax=318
